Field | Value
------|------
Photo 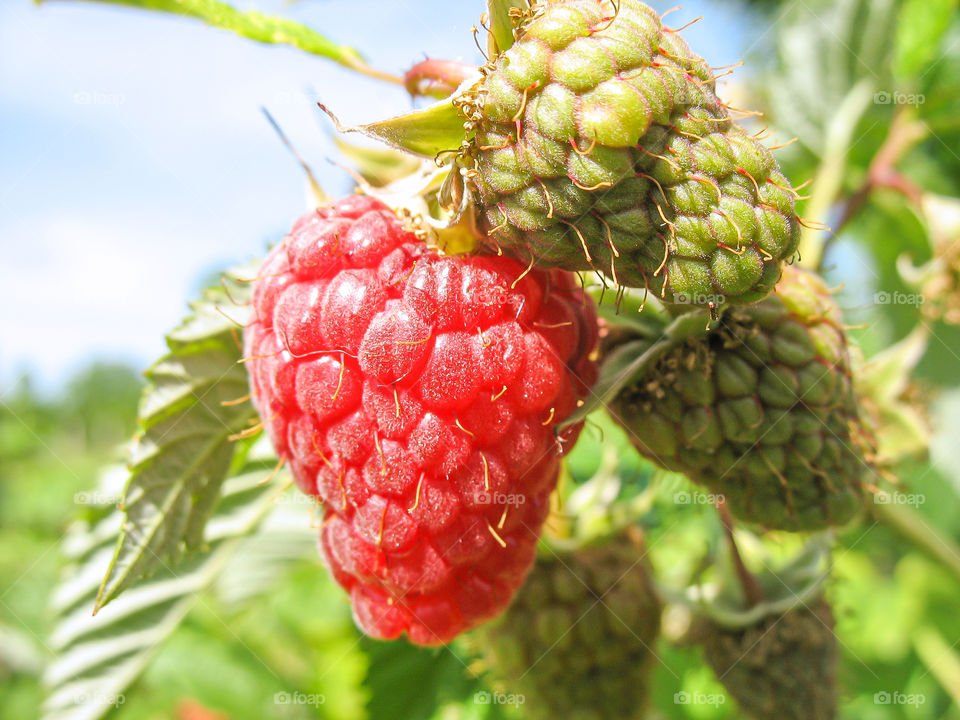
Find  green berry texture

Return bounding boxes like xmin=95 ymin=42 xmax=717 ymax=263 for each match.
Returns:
xmin=463 ymin=0 xmax=800 ymax=306
xmin=467 ymin=530 xmax=662 ymax=720
xmin=610 ymin=265 xmax=867 ymax=531
xmin=695 ymin=598 xmax=838 ymax=720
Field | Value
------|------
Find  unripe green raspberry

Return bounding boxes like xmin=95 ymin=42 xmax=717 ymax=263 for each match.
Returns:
xmin=466 ymin=530 xmax=662 ymax=720
xmin=609 ymin=265 xmax=867 ymax=531
xmin=693 ymin=598 xmax=837 ymax=720
xmin=462 ymin=0 xmax=799 ymax=306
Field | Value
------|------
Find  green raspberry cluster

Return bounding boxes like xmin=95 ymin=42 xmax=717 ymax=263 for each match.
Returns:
xmin=462 ymin=0 xmax=799 ymax=307
xmin=466 ymin=531 xmax=662 ymax=720
xmin=609 ymin=266 xmax=867 ymax=530
xmin=694 ymin=598 xmax=837 ymax=720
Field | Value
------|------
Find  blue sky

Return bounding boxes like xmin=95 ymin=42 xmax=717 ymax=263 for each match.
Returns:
xmin=0 ymin=0 xmax=748 ymax=392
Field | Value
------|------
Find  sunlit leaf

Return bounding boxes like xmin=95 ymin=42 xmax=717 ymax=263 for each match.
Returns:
xmin=42 ymin=451 xmax=297 ymax=720
xmin=332 ymin=137 xmax=423 ymax=187
xmin=486 ymin=0 xmax=526 ymax=57
xmin=323 ymin=99 xmax=467 ymax=159
xmin=95 ymin=270 xmax=257 ymax=613
xmin=41 ymin=0 xmax=398 ymax=82
xmin=362 ymin=639 xmax=489 ymax=720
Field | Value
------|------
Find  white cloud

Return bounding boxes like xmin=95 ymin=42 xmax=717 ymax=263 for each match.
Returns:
xmin=0 ymin=211 xmax=225 ymax=385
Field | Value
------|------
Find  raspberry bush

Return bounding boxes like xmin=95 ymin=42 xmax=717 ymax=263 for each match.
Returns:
xmin=38 ymin=1 xmax=960 ymax=719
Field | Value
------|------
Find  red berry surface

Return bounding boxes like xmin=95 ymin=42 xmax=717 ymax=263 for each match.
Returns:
xmin=244 ymin=196 xmax=598 ymax=645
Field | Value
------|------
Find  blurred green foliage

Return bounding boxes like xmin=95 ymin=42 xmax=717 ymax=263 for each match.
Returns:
xmin=0 ymin=364 xmax=141 ymax=717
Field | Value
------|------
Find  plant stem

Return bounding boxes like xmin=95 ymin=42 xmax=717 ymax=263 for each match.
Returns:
xmin=797 ymin=80 xmax=876 ymax=270
xmin=872 ymin=498 xmax=960 ymax=586
xmin=816 ymin=108 xmax=927 ymax=270
xmin=717 ymin=501 xmax=764 ymax=608
xmin=344 ymin=59 xmax=405 ymax=86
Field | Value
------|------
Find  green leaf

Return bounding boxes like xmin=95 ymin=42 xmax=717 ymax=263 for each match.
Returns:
xmin=857 ymin=327 xmax=928 ymax=403
xmin=212 ymin=498 xmax=318 ymax=607
xmin=94 ymin=270 xmax=258 ymax=613
xmin=561 ymin=310 xmax=712 ymax=429
xmin=765 ymin=0 xmax=897 ymax=157
xmin=913 ymin=27 xmax=960 ymax=155
xmin=486 ymin=0 xmax=526 ymax=57
xmin=361 ymin=639 xmax=482 ymax=720
xmin=592 ymin=290 xmax=670 ymax=339
xmin=42 ymin=451 xmax=296 ymax=720
xmin=332 ymin=136 xmax=423 ymax=187
xmin=322 ymin=99 xmax=467 ymax=159
xmin=662 ymin=309 xmax=715 ymax=341
xmin=895 ymin=0 xmax=960 ymax=78
xmin=559 ymin=339 xmax=652 ymax=430
xmin=42 ymin=0 xmax=399 ymax=83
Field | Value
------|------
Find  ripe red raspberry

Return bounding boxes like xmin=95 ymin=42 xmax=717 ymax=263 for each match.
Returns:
xmin=244 ymin=196 xmax=598 ymax=645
